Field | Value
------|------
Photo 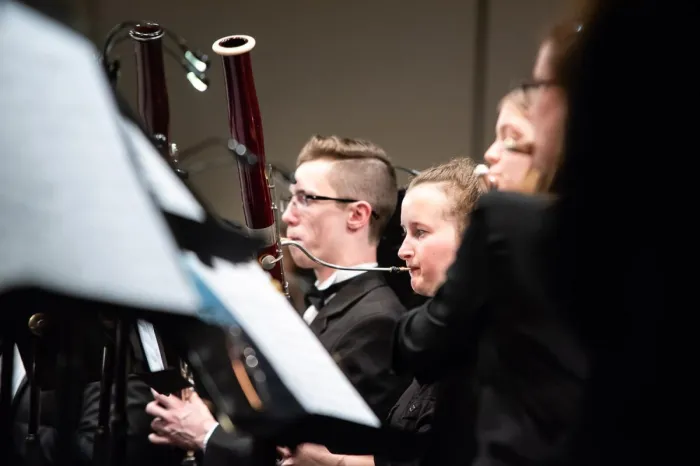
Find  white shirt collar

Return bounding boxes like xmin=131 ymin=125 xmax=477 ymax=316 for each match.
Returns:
xmin=303 ymin=263 xmax=378 ymax=325
xmin=314 ymin=262 xmax=379 ymax=291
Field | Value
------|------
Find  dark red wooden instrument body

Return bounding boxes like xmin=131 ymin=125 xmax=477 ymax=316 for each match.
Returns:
xmin=130 ymin=23 xmax=171 ymax=160
xmin=215 ymin=36 xmax=286 ymax=288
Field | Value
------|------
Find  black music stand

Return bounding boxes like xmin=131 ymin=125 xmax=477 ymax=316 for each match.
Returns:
xmin=0 ymin=4 xmax=229 ymax=466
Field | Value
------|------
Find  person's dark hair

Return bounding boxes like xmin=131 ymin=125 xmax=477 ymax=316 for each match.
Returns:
xmin=296 ymin=135 xmax=398 ymax=244
xmin=538 ymin=7 xmax=595 ymax=194
xmin=544 ymin=19 xmax=584 ymax=90
xmin=544 ymin=0 xmax=604 ymax=91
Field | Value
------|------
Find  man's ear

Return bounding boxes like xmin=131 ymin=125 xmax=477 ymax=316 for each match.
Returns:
xmin=346 ymin=201 xmax=373 ymax=232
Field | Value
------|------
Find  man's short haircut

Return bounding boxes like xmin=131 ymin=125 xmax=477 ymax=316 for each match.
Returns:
xmin=297 ymin=135 xmax=398 ymax=243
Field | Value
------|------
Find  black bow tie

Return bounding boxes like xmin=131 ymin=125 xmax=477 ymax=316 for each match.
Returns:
xmin=304 ymin=281 xmax=347 ymax=310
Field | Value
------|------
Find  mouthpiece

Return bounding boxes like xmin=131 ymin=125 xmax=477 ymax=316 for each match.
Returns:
xmin=212 ymin=35 xmax=256 ymax=56
xmin=474 ymin=163 xmax=495 ymax=192
xmin=474 ymin=164 xmax=489 ymax=177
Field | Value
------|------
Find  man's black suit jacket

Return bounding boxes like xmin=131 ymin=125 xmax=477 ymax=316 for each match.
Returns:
xmin=307 ymin=270 xmax=411 ymax=419
xmin=393 ymin=192 xmax=590 ymax=466
xmin=203 ymin=271 xmax=411 ymax=466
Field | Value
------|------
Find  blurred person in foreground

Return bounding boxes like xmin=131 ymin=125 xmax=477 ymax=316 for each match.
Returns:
xmin=553 ymin=0 xmax=687 ymax=464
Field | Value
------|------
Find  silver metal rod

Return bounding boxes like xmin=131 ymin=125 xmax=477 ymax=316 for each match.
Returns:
xmin=280 ymin=238 xmax=409 ymax=273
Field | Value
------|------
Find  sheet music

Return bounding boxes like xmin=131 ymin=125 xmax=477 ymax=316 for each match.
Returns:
xmin=180 ymin=255 xmax=240 ymax=328
xmin=123 ymin=119 xmax=206 ymax=222
xmin=0 ymin=345 xmax=27 ymax=399
xmin=0 ymin=2 xmax=199 ymax=315
xmin=137 ymin=320 xmax=166 ymax=372
xmin=182 ymin=252 xmax=381 ymax=428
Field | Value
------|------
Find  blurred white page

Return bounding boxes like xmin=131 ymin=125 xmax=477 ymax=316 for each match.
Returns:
xmin=0 ymin=2 xmax=199 ymax=315
xmin=123 ymin=119 xmax=206 ymax=222
xmin=0 ymin=345 xmax=27 ymax=399
xmin=182 ymin=252 xmax=381 ymax=428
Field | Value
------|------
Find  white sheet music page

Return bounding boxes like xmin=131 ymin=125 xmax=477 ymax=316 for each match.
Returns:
xmin=182 ymin=252 xmax=380 ymax=428
xmin=123 ymin=119 xmax=206 ymax=222
xmin=136 ymin=319 xmax=166 ymax=372
xmin=0 ymin=345 xmax=28 ymax=399
xmin=0 ymin=2 xmax=199 ymax=315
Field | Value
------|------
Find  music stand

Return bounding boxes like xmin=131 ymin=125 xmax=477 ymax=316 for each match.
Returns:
xmin=0 ymin=4 xmax=209 ymax=465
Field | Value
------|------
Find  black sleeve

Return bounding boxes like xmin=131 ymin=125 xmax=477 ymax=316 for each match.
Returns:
xmin=333 ymin=313 xmax=412 ymax=419
xmin=392 ymin=204 xmax=491 ymax=383
xmin=202 ymin=425 xmax=255 ymax=466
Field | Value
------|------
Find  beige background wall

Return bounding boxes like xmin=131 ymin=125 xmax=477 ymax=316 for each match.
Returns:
xmin=95 ymin=0 xmax=569 ymax=221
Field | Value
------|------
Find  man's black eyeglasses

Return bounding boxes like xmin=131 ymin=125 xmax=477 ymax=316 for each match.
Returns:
xmin=288 ymin=192 xmax=379 ymax=219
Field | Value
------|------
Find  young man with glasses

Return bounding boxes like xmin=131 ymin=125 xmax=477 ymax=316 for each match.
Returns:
xmin=279 ymin=135 xmax=410 ymax=413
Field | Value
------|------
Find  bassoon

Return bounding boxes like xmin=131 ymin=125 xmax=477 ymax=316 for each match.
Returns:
xmin=210 ymin=34 xmax=411 ymax=284
xmin=128 ymin=21 xmax=202 ymax=466
xmin=211 ymin=35 xmax=290 ymax=296
xmin=130 ymin=23 xmax=172 ymax=162
xmin=128 ymin=22 xmax=210 ymax=177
